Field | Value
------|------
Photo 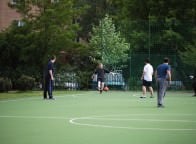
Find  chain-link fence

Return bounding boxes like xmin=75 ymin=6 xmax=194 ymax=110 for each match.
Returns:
xmin=128 ymin=53 xmax=195 ymax=90
xmin=119 ymin=20 xmax=196 ymax=91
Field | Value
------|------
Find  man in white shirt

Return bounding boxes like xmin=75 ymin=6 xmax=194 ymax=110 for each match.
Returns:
xmin=140 ymin=59 xmax=154 ymax=98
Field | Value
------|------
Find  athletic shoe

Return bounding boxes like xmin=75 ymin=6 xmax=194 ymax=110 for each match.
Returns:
xmin=140 ymin=96 xmax=146 ymax=98
xmin=49 ymin=97 xmax=55 ymax=100
xmin=157 ymin=104 xmax=164 ymax=108
xmin=150 ymin=96 xmax=154 ymax=98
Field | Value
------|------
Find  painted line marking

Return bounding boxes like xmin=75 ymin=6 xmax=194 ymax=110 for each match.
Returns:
xmin=0 ymin=94 xmax=84 ymax=103
xmin=69 ymin=114 xmax=196 ymax=131
xmin=0 ymin=113 xmax=196 ymax=131
xmin=0 ymin=115 xmax=70 ymax=120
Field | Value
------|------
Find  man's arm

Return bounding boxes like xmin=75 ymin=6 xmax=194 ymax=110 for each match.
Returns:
xmin=141 ymin=71 xmax=145 ymax=80
xmin=154 ymin=70 xmax=157 ymax=80
xmin=104 ymin=69 xmax=110 ymax=73
xmin=167 ymin=70 xmax=171 ymax=83
xmin=49 ymin=70 xmax=54 ymax=80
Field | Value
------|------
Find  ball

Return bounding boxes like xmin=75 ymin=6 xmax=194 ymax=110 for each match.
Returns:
xmin=104 ymin=86 xmax=109 ymax=91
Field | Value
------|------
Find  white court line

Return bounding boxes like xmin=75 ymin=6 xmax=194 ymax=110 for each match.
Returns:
xmin=0 ymin=115 xmax=70 ymax=120
xmin=69 ymin=118 xmax=196 ymax=131
xmin=0 ymin=113 xmax=194 ymax=120
xmin=0 ymin=97 xmax=39 ymax=103
xmin=69 ymin=114 xmax=196 ymax=131
xmin=82 ymin=113 xmax=196 ymax=118
xmin=77 ymin=117 xmax=196 ymax=123
xmin=0 ymin=113 xmax=195 ymax=131
xmin=0 ymin=93 xmax=84 ymax=103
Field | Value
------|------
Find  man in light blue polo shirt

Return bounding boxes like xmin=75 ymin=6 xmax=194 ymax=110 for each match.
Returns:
xmin=155 ymin=57 xmax=171 ymax=108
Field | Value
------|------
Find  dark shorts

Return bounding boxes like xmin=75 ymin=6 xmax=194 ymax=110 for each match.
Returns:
xmin=142 ymin=80 xmax=152 ymax=87
xmin=97 ymin=78 xmax=104 ymax=83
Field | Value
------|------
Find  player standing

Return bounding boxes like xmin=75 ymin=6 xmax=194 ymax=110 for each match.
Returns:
xmin=140 ymin=58 xmax=154 ymax=98
xmin=155 ymin=57 xmax=171 ymax=108
xmin=94 ymin=63 xmax=110 ymax=94
xmin=43 ymin=55 xmax=56 ymax=100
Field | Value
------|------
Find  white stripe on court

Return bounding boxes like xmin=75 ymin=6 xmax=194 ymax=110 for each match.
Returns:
xmin=0 ymin=113 xmax=195 ymax=131
xmin=70 ymin=118 xmax=196 ymax=131
xmin=0 ymin=93 xmax=84 ymax=103
xmin=69 ymin=114 xmax=196 ymax=131
xmin=0 ymin=115 xmax=70 ymax=120
xmin=75 ymin=117 xmax=196 ymax=123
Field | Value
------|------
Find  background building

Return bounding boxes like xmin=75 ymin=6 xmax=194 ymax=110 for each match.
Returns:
xmin=0 ymin=0 xmax=21 ymax=31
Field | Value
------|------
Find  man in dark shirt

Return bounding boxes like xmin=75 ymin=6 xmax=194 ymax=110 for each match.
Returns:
xmin=43 ymin=55 xmax=56 ymax=100
xmin=94 ymin=63 xmax=110 ymax=94
xmin=155 ymin=57 xmax=171 ymax=107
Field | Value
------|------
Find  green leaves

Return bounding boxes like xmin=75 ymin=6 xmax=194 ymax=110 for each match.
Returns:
xmin=90 ymin=14 xmax=130 ymax=68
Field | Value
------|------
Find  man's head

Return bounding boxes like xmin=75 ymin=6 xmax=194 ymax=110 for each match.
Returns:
xmin=98 ymin=63 xmax=103 ymax=69
xmin=163 ymin=57 xmax=169 ymax=63
xmin=145 ymin=58 xmax=150 ymax=64
xmin=50 ymin=55 xmax=56 ymax=63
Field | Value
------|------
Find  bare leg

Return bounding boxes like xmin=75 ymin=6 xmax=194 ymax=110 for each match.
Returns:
xmin=140 ymin=86 xmax=146 ymax=98
xmin=149 ymin=86 xmax=154 ymax=97
xmin=98 ymin=81 xmax=101 ymax=90
xmin=101 ymin=82 xmax=104 ymax=90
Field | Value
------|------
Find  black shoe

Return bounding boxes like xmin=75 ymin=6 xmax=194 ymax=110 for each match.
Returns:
xmin=140 ymin=96 xmax=146 ymax=98
xmin=100 ymin=90 xmax=103 ymax=94
xmin=157 ymin=104 xmax=164 ymax=108
xmin=49 ymin=97 xmax=55 ymax=100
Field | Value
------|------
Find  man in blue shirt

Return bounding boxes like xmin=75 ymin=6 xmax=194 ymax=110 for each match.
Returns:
xmin=155 ymin=57 xmax=171 ymax=107
xmin=43 ymin=55 xmax=56 ymax=100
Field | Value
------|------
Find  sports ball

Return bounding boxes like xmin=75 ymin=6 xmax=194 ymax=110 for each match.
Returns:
xmin=104 ymin=86 xmax=109 ymax=91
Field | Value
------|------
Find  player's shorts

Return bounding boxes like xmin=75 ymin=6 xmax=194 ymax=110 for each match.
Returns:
xmin=142 ymin=80 xmax=152 ymax=87
xmin=97 ymin=78 xmax=104 ymax=83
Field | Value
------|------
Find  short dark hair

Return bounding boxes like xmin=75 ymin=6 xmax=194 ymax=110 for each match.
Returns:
xmin=50 ymin=55 xmax=56 ymax=60
xmin=164 ymin=57 xmax=169 ymax=63
xmin=145 ymin=58 xmax=150 ymax=63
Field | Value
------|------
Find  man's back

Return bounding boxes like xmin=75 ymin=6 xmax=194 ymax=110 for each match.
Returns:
xmin=143 ymin=63 xmax=153 ymax=81
xmin=156 ymin=63 xmax=170 ymax=79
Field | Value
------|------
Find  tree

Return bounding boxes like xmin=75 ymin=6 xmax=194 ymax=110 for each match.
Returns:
xmin=0 ymin=0 xmax=89 ymax=86
xmin=89 ymin=14 xmax=130 ymax=69
xmin=180 ymin=42 xmax=196 ymax=69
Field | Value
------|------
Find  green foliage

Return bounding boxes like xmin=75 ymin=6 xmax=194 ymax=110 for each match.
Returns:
xmin=90 ymin=14 xmax=130 ymax=68
xmin=180 ymin=42 xmax=196 ymax=68
xmin=0 ymin=77 xmax=12 ymax=92
xmin=0 ymin=0 xmax=89 ymax=88
xmin=77 ymin=71 xmax=92 ymax=89
xmin=15 ymin=75 xmax=35 ymax=91
xmin=0 ymin=0 xmax=195 ymax=90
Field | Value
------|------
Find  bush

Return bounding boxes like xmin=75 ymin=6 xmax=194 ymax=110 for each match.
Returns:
xmin=16 ymin=75 xmax=35 ymax=91
xmin=0 ymin=77 xmax=12 ymax=92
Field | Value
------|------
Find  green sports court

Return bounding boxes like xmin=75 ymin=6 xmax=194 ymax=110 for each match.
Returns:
xmin=0 ymin=1 xmax=195 ymax=144
xmin=0 ymin=90 xmax=195 ymax=144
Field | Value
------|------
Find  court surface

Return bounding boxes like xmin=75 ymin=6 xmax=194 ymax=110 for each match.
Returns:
xmin=0 ymin=91 xmax=196 ymax=144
